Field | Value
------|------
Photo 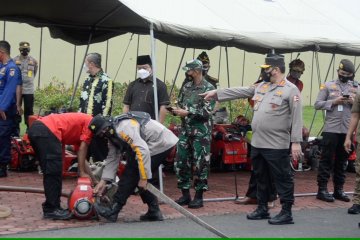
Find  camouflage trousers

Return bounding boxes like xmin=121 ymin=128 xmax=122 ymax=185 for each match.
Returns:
xmin=174 ymin=133 xmax=211 ymax=191
xmin=353 ymin=147 xmax=360 ymax=204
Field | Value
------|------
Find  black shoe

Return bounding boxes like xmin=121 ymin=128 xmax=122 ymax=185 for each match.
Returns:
xmin=188 ymin=198 xmax=203 ymax=209
xmin=333 ymin=191 xmax=350 ymax=202
xmin=140 ymin=210 xmax=164 ymax=221
xmin=247 ymin=205 xmax=270 ymax=220
xmin=0 ymin=167 xmax=7 ymax=178
xmin=94 ymin=202 xmax=121 ymax=222
xmin=268 ymin=209 xmax=294 ymax=225
xmin=43 ymin=208 xmax=72 ymax=220
xmin=348 ymin=204 xmax=360 ymax=214
xmin=175 ymin=195 xmax=191 ymax=206
xmin=316 ymin=189 xmax=335 ymax=202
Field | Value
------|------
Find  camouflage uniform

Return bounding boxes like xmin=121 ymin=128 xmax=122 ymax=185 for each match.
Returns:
xmin=175 ymin=79 xmax=215 ymax=191
xmin=350 ymin=93 xmax=360 ymax=205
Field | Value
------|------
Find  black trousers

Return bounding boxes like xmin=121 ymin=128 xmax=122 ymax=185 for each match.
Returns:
xmin=113 ymin=148 xmax=172 ymax=207
xmin=251 ymin=146 xmax=294 ymax=204
xmin=0 ymin=105 xmax=16 ymax=165
xmin=317 ymin=132 xmax=348 ymax=188
xmin=88 ymin=135 xmax=109 ymax=162
xmin=245 ymin=171 xmax=277 ymax=201
xmin=22 ymin=94 xmax=34 ymax=128
xmin=28 ymin=121 xmax=63 ymax=212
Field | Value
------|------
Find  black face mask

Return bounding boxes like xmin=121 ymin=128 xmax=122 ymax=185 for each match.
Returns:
xmin=290 ymin=70 xmax=302 ymax=80
xmin=20 ymin=49 xmax=29 ymax=56
xmin=261 ymin=70 xmax=272 ymax=82
xmin=338 ymin=74 xmax=354 ymax=83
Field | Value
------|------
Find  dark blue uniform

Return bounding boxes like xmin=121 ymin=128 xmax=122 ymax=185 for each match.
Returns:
xmin=0 ymin=59 xmax=22 ymax=167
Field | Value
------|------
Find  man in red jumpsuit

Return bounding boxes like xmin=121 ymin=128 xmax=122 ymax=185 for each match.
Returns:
xmin=28 ymin=112 xmax=95 ymax=220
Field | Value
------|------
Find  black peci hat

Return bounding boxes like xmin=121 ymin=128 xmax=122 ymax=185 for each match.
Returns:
xmin=137 ymin=55 xmax=152 ymax=66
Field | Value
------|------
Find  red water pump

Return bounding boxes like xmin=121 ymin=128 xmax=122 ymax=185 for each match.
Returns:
xmin=68 ymin=177 xmax=96 ymax=220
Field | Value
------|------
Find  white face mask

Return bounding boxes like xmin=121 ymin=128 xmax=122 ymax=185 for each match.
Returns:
xmin=137 ymin=69 xmax=150 ymax=79
xmin=83 ymin=64 xmax=89 ymax=73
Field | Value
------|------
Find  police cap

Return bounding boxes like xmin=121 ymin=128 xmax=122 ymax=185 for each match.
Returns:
xmin=260 ymin=53 xmax=285 ymax=69
xmin=339 ymin=59 xmax=355 ymax=74
xmin=88 ymin=114 xmax=112 ymax=136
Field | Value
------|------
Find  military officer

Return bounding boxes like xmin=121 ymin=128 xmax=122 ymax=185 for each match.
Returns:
xmin=170 ymin=59 xmax=215 ymax=209
xmin=13 ymin=41 xmax=38 ymax=129
xmin=201 ymin=53 xmax=303 ymax=225
xmin=315 ymin=59 xmax=357 ymax=203
xmin=345 ymin=91 xmax=360 ymax=215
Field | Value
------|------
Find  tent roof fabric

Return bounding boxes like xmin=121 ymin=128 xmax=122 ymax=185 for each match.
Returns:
xmin=1 ymin=0 xmax=360 ymax=55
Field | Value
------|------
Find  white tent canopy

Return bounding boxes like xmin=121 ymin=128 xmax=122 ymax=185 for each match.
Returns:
xmin=1 ymin=0 xmax=360 ymax=55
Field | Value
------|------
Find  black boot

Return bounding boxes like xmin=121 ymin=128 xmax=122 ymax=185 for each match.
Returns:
xmin=316 ymin=187 xmax=335 ymax=202
xmin=0 ymin=164 xmax=7 ymax=178
xmin=348 ymin=204 xmax=360 ymax=214
xmin=247 ymin=204 xmax=270 ymax=220
xmin=94 ymin=202 xmax=122 ymax=222
xmin=333 ymin=186 xmax=350 ymax=202
xmin=188 ymin=190 xmax=203 ymax=209
xmin=268 ymin=202 xmax=294 ymax=225
xmin=140 ymin=201 xmax=164 ymax=221
xmin=175 ymin=189 xmax=191 ymax=206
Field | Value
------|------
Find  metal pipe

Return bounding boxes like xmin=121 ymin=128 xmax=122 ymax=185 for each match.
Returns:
xmin=150 ymin=22 xmax=159 ymax=122
xmin=0 ymin=185 xmax=71 ymax=198
xmin=37 ymin=27 xmax=43 ymax=88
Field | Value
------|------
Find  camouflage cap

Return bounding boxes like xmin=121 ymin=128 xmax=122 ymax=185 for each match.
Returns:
xmin=260 ymin=53 xmax=285 ymax=69
xmin=339 ymin=59 xmax=355 ymax=74
xmin=182 ymin=59 xmax=203 ymax=71
xmin=19 ymin=41 xmax=30 ymax=50
xmin=197 ymin=51 xmax=210 ymax=64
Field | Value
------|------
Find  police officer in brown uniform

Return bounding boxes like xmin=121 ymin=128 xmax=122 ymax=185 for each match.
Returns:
xmin=201 ymin=53 xmax=303 ymax=225
xmin=13 ymin=41 xmax=38 ymax=129
xmin=315 ymin=59 xmax=357 ymax=203
xmin=345 ymin=91 xmax=360 ymax=215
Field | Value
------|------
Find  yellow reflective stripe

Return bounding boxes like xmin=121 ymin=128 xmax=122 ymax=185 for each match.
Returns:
xmin=103 ymin=79 xmax=113 ymax=116
xmin=119 ymin=131 xmax=147 ymax=179
xmin=87 ymin=77 xmax=99 ymax=116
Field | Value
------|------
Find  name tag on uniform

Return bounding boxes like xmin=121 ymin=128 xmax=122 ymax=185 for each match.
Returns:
xmin=338 ymin=105 xmax=343 ymax=112
xmin=28 ymin=70 xmax=33 ymax=78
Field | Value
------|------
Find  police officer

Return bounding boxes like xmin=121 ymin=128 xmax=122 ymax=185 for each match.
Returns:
xmin=170 ymin=59 xmax=215 ymax=209
xmin=123 ymin=55 xmax=170 ymax=124
xmin=79 ymin=53 xmax=113 ymax=162
xmin=0 ymin=41 xmax=22 ymax=177
xmin=13 ymin=41 xmax=38 ymax=130
xmin=90 ymin=112 xmax=178 ymax=222
xmin=345 ymin=91 xmax=360 ymax=215
xmin=315 ymin=59 xmax=357 ymax=203
xmin=201 ymin=53 xmax=303 ymax=225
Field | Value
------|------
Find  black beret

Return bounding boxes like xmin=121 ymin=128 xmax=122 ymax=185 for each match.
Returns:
xmin=339 ymin=59 xmax=355 ymax=74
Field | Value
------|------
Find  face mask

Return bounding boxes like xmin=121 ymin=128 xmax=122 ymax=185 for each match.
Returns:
xmin=338 ymin=74 xmax=353 ymax=83
xmin=20 ymin=49 xmax=29 ymax=56
xmin=290 ymin=70 xmax=302 ymax=80
xmin=137 ymin=69 xmax=151 ymax=79
xmin=185 ymin=72 xmax=193 ymax=81
xmin=261 ymin=69 xmax=272 ymax=82
xmin=83 ymin=64 xmax=89 ymax=73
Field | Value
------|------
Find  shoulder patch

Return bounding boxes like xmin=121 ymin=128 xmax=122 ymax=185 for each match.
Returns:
xmin=9 ymin=68 xmax=15 ymax=76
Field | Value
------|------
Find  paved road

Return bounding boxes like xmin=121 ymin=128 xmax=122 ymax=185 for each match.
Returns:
xmin=5 ymin=207 xmax=359 ymax=238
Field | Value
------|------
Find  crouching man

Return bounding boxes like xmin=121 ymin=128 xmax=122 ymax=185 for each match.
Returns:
xmin=90 ymin=111 xmax=178 ymax=222
xmin=28 ymin=112 xmax=96 ymax=220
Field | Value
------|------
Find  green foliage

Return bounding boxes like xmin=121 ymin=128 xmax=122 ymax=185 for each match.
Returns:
xmin=34 ymin=77 xmax=80 ymax=113
xmin=111 ymin=82 xmax=128 ymax=115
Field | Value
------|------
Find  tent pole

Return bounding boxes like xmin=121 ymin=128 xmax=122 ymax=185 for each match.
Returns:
xmin=192 ymin=48 xmax=195 ymax=59
xmin=225 ymin=47 xmax=232 ymax=121
xmin=134 ymin=34 xmax=140 ymax=81
xmin=163 ymin=44 xmax=168 ymax=81
xmin=217 ymin=47 xmax=222 ymax=83
xmin=105 ymin=40 xmax=109 ymax=73
xmin=241 ymin=50 xmax=246 ymax=86
xmin=37 ymin=27 xmax=43 ymax=88
xmin=72 ymin=45 xmax=76 ymax=87
xmin=169 ymin=48 xmax=187 ymax=98
xmin=113 ymin=33 xmax=134 ymax=82
xmin=2 ymin=21 xmax=5 ymax=40
xmin=68 ymin=31 xmax=93 ymax=110
xmin=309 ymin=52 xmax=315 ymax=105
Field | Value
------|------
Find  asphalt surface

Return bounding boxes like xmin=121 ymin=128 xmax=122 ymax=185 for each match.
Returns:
xmin=5 ymin=207 xmax=360 ymax=238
